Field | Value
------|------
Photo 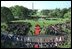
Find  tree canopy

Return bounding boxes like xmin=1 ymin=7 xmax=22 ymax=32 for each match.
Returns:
xmin=1 ymin=5 xmax=71 ymax=21
xmin=1 ymin=7 xmax=14 ymax=23
xmin=10 ymin=5 xmax=29 ymax=19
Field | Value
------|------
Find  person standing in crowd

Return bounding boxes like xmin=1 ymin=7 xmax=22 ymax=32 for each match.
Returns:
xmin=34 ymin=43 xmax=39 ymax=48
xmin=50 ymin=40 xmax=53 ymax=48
xmin=34 ymin=24 xmax=41 ymax=36
xmin=52 ymin=38 xmax=55 ymax=48
xmin=58 ymin=36 xmax=62 ymax=45
xmin=59 ymin=36 xmax=62 ymax=41
xmin=27 ymin=37 xmax=30 ymax=42
xmin=43 ymin=39 xmax=47 ymax=48
xmin=55 ymin=42 xmax=58 ymax=48
xmin=61 ymin=36 xmax=65 ymax=44
xmin=55 ymin=36 xmax=58 ymax=42
xmin=52 ymin=25 xmax=58 ymax=35
xmin=54 ymin=36 xmax=58 ymax=48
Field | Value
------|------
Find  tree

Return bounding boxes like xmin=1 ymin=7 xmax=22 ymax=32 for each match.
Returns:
xmin=68 ymin=7 xmax=71 ymax=12
xmin=28 ymin=9 xmax=38 ymax=16
xmin=49 ymin=10 xmax=56 ymax=18
xmin=1 ymin=7 xmax=14 ymax=23
xmin=40 ymin=9 xmax=62 ymax=18
xmin=55 ymin=8 xmax=61 ymax=17
xmin=10 ymin=5 xmax=29 ymax=19
xmin=40 ymin=9 xmax=50 ymax=16
xmin=64 ymin=11 xmax=71 ymax=18
xmin=60 ymin=8 xmax=68 ymax=18
xmin=61 ymin=7 xmax=71 ymax=18
xmin=49 ymin=8 xmax=61 ymax=18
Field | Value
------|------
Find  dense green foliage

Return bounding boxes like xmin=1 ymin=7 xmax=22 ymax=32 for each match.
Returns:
xmin=1 ymin=5 xmax=71 ymax=22
xmin=28 ymin=9 xmax=38 ymax=16
xmin=39 ymin=8 xmax=71 ymax=18
xmin=10 ymin=5 xmax=29 ymax=19
xmin=1 ymin=7 xmax=14 ymax=23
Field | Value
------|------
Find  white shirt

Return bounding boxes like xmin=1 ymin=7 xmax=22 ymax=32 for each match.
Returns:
xmin=55 ymin=37 xmax=58 ymax=42
xmin=55 ymin=42 xmax=57 ymax=46
xmin=59 ymin=37 xmax=62 ymax=41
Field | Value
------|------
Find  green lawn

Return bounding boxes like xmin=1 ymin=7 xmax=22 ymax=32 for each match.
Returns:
xmin=10 ymin=18 xmax=69 ymax=27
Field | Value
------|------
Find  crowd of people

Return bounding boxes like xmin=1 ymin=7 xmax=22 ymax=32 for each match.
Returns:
xmin=7 ymin=22 xmax=32 ymax=35
xmin=1 ymin=32 xmax=66 ymax=48
xmin=45 ymin=23 xmax=68 ymax=35
xmin=1 ymin=22 xmax=70 ymax=48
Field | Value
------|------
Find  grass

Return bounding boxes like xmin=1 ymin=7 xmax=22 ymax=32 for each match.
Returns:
xmin=11 ymin=18 xmax=69 ymax=26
